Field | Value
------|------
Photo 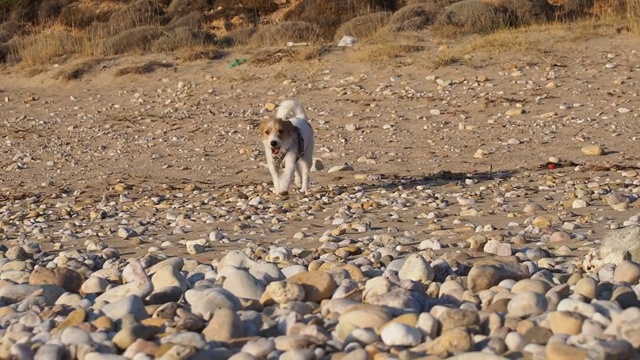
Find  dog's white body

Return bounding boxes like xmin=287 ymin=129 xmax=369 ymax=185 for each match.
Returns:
xmin=260 ymin=100 xmax=314 ymax=194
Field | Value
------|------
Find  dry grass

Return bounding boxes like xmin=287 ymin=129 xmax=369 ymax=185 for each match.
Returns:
xmin=114 ymin=60 xmax=173 ymax=77
xmin=347 ymin=31 xmax=425 ymax=63
xmin=12 ymin=27 xmax=80 ymax=66
xmin=103 ymin=26 xmax=164 ymax=55
xmin=433 ymin=0 xmax=510 ymax=38
xmin=177 ymin=46 xmax=223 ymax=61
xmin=334 ymin=11 xmax=391 ymax=40
xmin=54 ymin=59 xmax=98 ymax=81
xmin=288 ymin=45 xmax=333 ymax=62
xmin=218 ymin=27 xmax=256 ymax=48
xmin=151 ymin=27 xmax=215 ymax=52
xmin=248 ymin=21 xmax=322 ymax=48
xmin=427 ymin=18 xmax=625 ymax=70
xmin=628 ymin=0 xmax=640 ymax=33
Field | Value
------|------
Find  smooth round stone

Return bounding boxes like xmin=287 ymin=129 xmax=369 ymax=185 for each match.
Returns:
xmin=346 ymin=328 xmax=379 ymax=345
xmin=467 ymin=263 xmax=528 ymax=293
xmin=505 ymin=331 xmax=525 ymax=351
xmin=556 ymin=299 xmax=596 ymax=318
xmin=398 ymin=254 xmax=434 ymax=283
xmin=151 ymin=265 xmax=189 ymax=292
xmin=550 ymin=231 xmax=572 ymax=242
xmin=101 ymin=295 xmax=148 ymax=322
xmin=29 ymin=267 xmax=83 ymax=293
xmin=416 ymin=312 xmax=438 ymax=339
xmin=60 ymin=326 xmax=92 ymax=346
xmin=439 ymin=309 xmax=480 ymax=332
xmin=581 ymin=145 xmax=604 ymax=156
xmin=241 ymin=338 xmax=275 ymax=358
xmin=424 ymin=328 xmax=473 ymax=355
xmin=288 ymin=271 xmax=337 ymax=303
xmin=507 ymin=291 xmax=548 ymax=317
xmin=526 ymin=248 xmax=549 ymax=262
xmin=202 ymin=308 xmax=244 ymax=342
xmin=511 ymin=279 xmax=551 ymax=295
xmin=221 ymin=268 xmax=265 ymax=301
xmin=614 ymin=260 xmax=640 ymax=285
xmin=185 ymin=288 xmax=241 ymax=317
xmin=95 ymin=261 xmax=153 ymax=303
xmin=547 ymin=311 xmax=585 ymax=335
xmin=546 ymin=341 xmax=587 ymax=359
xmin=249 ymin=262 xmax=285 ymax=283
xmin=218 ymin=250 xmax=257 ymax=270
xmin=336 ymin=304 xmax=392 ymax=340
xmin=262 ymin=280 xmax=305 ymax=304
xmin=523 ymin=203 xmax=544 ymax=213
xmin=81 ymin=277 xmax=110 ymax=294
xmin=35 ymin=344 xmax=65 ymax=359
xmin=380 ymin=322 xmax=422 ymax=347
xmin=574 ymin=277 xmax=598 ymax=300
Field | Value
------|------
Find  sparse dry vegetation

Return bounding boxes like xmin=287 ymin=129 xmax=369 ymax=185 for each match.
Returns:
xmin=54 ymin=58 xmax=98 ymax=81
xmin=114 ymin=60 xmax=173 ymax=76
xmin=13 ymin=27 xmax=80 ymax=66
xmin=334 ymin=11 xmax=391 ymax=40
xmin=249 ymin=21 xmax=322 ymax=48
xmin=0 ymin=0 xmax=638 ymax=72
xmin=151 ymin=26 xmax=215 ymax=52
xmin=103 ymin=26 xmax=164 ymax=55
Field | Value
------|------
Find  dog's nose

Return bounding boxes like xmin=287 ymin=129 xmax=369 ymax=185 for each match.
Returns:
xmin=270 ymin=140 xmax=278 ymax=147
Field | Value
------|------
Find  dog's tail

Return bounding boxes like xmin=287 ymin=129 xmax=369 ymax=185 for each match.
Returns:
xmin=276 ymin=100 xmax=307 ymax=120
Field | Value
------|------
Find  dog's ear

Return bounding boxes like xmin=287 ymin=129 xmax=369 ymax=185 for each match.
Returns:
xmin=259 ymin=119 xmax=271 ymax=135
xmin=280 ymin=119 xmax=294 ymax=134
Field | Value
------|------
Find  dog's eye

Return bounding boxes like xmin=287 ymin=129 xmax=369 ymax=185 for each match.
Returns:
xmin=265 ymin=130 xmax=270 ymax=135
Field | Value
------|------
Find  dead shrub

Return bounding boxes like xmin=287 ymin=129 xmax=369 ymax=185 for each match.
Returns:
xmin=498 ymin=0 xmax=553 ymax=26
xmin=103 ymin=26 xmax=164 ymax=55
xmin=108 ymin=0 xmax=165 ymax=32
xmin=166 ymin=0 xmax=211 ymax=18
xmin=0 ymin=42 xmax=10 ymax=63
xmin=218 ymin=26 xmax=256 ymax=48
xmin=152 ymin=26 xmax=215 ymax=52
xmin=115 ymin=60 xmax=174 ymax=76
xmin=388 ymin=0 xmax=459 ymax=31
xmin=167 ymin=11 xmax=206 ymax=29
xmin=556 ymin=0 xmax=595 ymax=20
xmin=434 ymin=0 xmax=510 ymax=36
xmin=178 ymin=46 xmax=222 ymax=61
xmin=7 ymin=0 xmax=40 ymax=23
xmin=0 ymin=21 xmax=20 ymax=43
xmin=55 ymin=59 xmax=98 ymax=81
xmin=249 ymin=21 xmax=322 ymax=48
xmin=388 ymin=4 xmax=434 ymax=31
xmin=215 ymin=0 xmax=278 ymax=14
xmin=334 ymin=11 xmax=391 ymax=40
xmin=13 ymin=28 xmax=79 ymax=65
xmin=285 ymin=0 xmax=395 ymax=40
xmin=58 ymin=5 xmax=97 ymax=29
xmin=38 ymin=0 xmax=69 ymax=24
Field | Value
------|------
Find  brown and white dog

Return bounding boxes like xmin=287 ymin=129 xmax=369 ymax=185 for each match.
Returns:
xmin=259 ymin=100 xmax=314 ymax=194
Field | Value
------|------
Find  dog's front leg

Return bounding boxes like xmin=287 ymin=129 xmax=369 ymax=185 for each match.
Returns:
xmin=266 ymin=157 xmax=280 ymax=193
xmin=278 ymin=154 xmax=297 ymax=194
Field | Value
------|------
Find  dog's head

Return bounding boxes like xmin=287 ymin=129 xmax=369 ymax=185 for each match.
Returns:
xmin=259 ymin=118 xmax=295 ymax=156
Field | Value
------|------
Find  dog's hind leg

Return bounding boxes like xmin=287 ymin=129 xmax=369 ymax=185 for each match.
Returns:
xmin=294 ymin=163 xmax=302 ymax=188
xmin=298 ymin=156 xmax=312 ymax=193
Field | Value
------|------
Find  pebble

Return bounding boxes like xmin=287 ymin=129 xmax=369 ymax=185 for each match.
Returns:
xmin=507 ymin=291 xmax=548 ymax=317
xmin=380 ymin=322 xmax=423 ymax=346
xmin=581 ymin=145 xmax=604 ymax=156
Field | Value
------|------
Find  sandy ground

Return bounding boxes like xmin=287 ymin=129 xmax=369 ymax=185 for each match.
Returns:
xmin=1 ymin=29 xmax=639 ymax=261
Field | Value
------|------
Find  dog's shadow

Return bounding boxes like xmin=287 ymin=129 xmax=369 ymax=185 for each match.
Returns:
xmin=344 ymin=169 xmax=516 ymax=194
